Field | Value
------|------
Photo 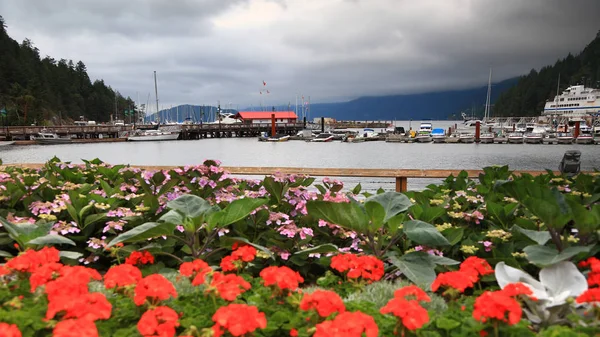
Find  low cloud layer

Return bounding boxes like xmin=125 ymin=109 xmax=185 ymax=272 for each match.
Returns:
xmin=1 ymin=0 xmax=599 ymax=112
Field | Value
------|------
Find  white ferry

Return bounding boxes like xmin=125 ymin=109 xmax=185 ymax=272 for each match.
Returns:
xmin=542 ymin=85 xmax=600 ymax=118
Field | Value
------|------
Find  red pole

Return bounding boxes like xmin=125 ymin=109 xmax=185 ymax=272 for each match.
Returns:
xmin=565 ymin=124 xmax=568 ymax=133
xmin=475 ymin=121 xmax=481 ymax=142
xmin=271 ymin=114 xmax=276 ymax=137
xmin=448 ymin=127 xmax=452 ymax=135
xmin=574 ymin=122 xmax=580 ymax=138
xmin=512 ymin=124 xmax=516 ymax=132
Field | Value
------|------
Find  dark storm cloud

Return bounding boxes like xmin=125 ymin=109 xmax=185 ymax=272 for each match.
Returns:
xmin=1 ymin=0 xmax=599 ymax=109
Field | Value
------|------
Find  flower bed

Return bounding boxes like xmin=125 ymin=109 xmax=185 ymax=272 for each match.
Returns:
xmin=0 ymin=158 xmax=599 ymax=336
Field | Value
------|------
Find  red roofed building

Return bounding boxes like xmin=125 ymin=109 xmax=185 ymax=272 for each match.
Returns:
xmin=235 ymin=111 xmax=298 ymax=124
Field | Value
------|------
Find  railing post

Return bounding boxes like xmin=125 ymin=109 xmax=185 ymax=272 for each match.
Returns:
xmin=395 ymin=177 xmax=407 ymax=192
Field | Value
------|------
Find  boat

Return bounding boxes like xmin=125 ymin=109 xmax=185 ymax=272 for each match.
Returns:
xmin=416 ymin=123 xmax=433 ymax=143
xmin=542 ymin=133 xmax=557 ymax=145
xmin=459 ymin=133 xmax=475 ymax=143
xmin=311 ymin=133 xmax=334 ymax=142
xmin=524 ymin=133 xmax=543 ymax=144
xmin=431 ymin=128 xmax=446 ymax=143
xmin=445 ymin=133 xmax=460 ymax=143
xmin=207 ymin=112 xmax=241 ymax=125
xmin=542 ymin=84 xmax=600 ymax=119
xmin=127 ymin=130 xmax=179 ymax=141
xmin=507 ymin=133 xmax=524 ymax=144
xmin=0 ymin=141 xmax=15 ymax=147
xmin=266 ymin=134 xmax=290 ymax=142
xmin=479 ymin=133 xmax=494 ymax=144
xmin=575 ymin=132 xmax=594 ymax=144
xmin=34 ymin=131 xmax=73 ymax=145
xmin=493 ymin=133 xmax=507 ymax=144
xmin=556 ymin=132 xmax=574 ymax=144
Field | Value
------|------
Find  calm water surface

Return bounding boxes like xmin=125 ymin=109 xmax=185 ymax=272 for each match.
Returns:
xmin=2 ymin=120 xmax=599 ymax=191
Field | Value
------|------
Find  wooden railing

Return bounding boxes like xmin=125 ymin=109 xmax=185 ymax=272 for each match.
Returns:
xmin=0 ymin=164 xmax=570 ymax=192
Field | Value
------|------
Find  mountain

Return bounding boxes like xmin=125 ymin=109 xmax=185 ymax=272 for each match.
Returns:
xmin=494 ymin=30 xmax=600 ymax=117
xmin=304 ymin=77 xmax=519 ymax=121
xmin=0 ymin=15 xmax=135 ymax=125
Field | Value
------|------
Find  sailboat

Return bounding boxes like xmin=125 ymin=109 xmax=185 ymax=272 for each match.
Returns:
xmin=128 ymin=71 xmax=180 ymax=141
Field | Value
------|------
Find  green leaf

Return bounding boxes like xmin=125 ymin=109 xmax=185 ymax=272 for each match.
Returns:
xmin=27 ymin=235 xmax=76 ymax=246
xmin=512 ymin=225 xmax=551 ymax=245
xmin=365 ymin=192 xmax=412 ymax=223
xmin=427 ymin=255 xmax=460 ymax=266
xmin=166 ymin=194 xmax=213 ymax=218
xmin=441 ymin=227 xmax=464 ymax=246
xmin=59 ymin=251 xmax=83 ymax=260
xmin=388 ymin=252 xmax=436 ymax=288
xmin=214 ymin=198 xmax=268 ymax=228
xmin=84 ymin=213 xmax=107 ymax=229
xmin=403 ymin=220 xmax=450 ymax=246
xmin=307 ymin=200 xmax=370 ymax=232
xmin=293 ymin=244 xmax=339 ymax=257
xmin=523 ymin=245 xmax=593 ymax=266
xmin=263 ymin=176 xmax=285 ymax=204
xmin=364 ymin=201 xmax=385 ymax=231
xmin=159 ymin=210 xmax=185 ymax=225
xmin=108 ymin=222 xmax=176 ymax=247
xmin=0 ymin=250 xmax=13 ymax=258
xmin=435 ymin=317 xmax=461 ymax=331
xmin=351 ymin=183 xmax=362 ymax=195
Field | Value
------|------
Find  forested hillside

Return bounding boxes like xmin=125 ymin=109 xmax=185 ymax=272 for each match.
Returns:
xmin=0 ymin=15 xmax=134 ymax=125
xmin=494 ymin=31 xmax=600 ymax=117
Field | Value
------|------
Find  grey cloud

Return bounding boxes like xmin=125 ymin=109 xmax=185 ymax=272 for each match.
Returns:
xmin=1 ymin=0 xmax=599 ymax=109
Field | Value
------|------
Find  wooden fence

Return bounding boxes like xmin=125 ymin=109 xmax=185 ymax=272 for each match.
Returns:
xmin=0 ymin=164 xmax=569 ymax=192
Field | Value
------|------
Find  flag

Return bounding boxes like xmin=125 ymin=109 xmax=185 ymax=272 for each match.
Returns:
xmin=266 ymin=90 xmax=270 ymax=94
xmin=263 ymin=81 xmax=266 ymax=86
xmin=260 ymin=91 xmax=262 ymax=95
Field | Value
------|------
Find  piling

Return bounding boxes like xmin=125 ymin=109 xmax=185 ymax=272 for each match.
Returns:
xmin=271 ymin=114 xmax=276 ymax=137
xmin=565 ymin=124 xmax=569 ymax=132
xmin=574 ymin=122 xmax=580 ymax=138
xmin=475 ymin=121 xmax=481 ymax=142
xmin=448 ymin=127 xmax=452 ymax=135
xmin=321 ymin=117 xmax=325 ymax=133
xmin=512 ymin=124 xmax=516 ymax=132
xmin=303 ymin=117 xmax=306 ymax=128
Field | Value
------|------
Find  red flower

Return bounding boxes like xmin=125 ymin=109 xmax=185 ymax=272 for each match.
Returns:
xmin=431 ymin=270 xmax=477 ymax=293
xmin=220 ymin=255 xmax=239 ymax=272
xmin=0 ymin=323 xmax=21 ymax=337
xmin=134 ymin=274 xmax=178 ymax=306
xmin=473 ymin=291 xmax=522 ymax=325
xmin=260 ymin=266 xmax=304 ymax=291
xmin=212 ymin=304 xmax=267 ymax=337
xmin=53 ymin=319 xmax=99 ymax=337
xmin=299 ymin=290 xmax=346 ymax=317
xmin=207 ymin=272 xmax=251 ymax=301
xmin=137 ymin=306 xmax=180 ymax=337
xmin=579 ymin=257 xmax=600 ymax=287
xmin=330 ymin=254 xmax=384 ymax=282
xmin=380 ymin=298 xmax=429 ymax=331
xmin=125 ymin=251 xmax=155 ymax=266
xmin=576 ymin=288 xmax=600 ymax=304
xmin=460 ymin=256 xmax=494 ymax=277
xmin=179 ymin=259 xmax=212 ymax=286
xmin=46 ymin=292 xmax=112 ymax=321
xmin=45 ymin=266 xmax=102 ymax=303
xmin=4 ymin=247 xmax=60 ymax=273
xmin=0 ymin=265 xmax=11 ymax=277
xmin=231 ymin=245 xmax=257 ymax=262
xmin=29 ymin=262 xmax=62 ymax=292
xmin=500 ymin=282 xmax=535 ymax=299
xmin=290 ymin=328 xmax=298 ymax=337
xmin=394 ymin=285 xmax=431 ymax=302
xmin=314 ymin=311 xmax=378 ymax=337
xmin=104 ymin=264 xmax=142 ymax=289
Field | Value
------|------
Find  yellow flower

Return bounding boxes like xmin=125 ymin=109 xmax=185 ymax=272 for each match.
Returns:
xmin=551 ymin=177 xmax=564 ymax=183
xmin=447 ymin=211 xmax=464 ymax=219
xmin=94 ymin=203 xmax=110 ymax=210
xmin=410 ymin=198 xmax=416 ymax=203
xmin=39 ymin=214 xmax=57 ymax=222
xmin=135 ymin=205 xmax=150 ymax=212
xmin=570 ymin=191 xmax=582 ymax=196
xmin=582 ymin=193 xmax=591 ymax=198
xmin=452 ymin=203 xmax=462 ymax=210
xmin=256 ymin=251 xmax=270 ymax=259
xmin=430 ymin=199 xmax=445 ymax=206
xmin=486 ymin=229 xmax=512 ymax=242
xmin=511 ymin=252 xmax=527 ymax=258
xmin=435 ymin=223 xmax=453 ymax=231
xmin=405 ymin=248 xmax=416 ymax=254
xmin=503 ymin=197 xmax=518 ymax=203
xmin=460 ymin=245 xmax=479 ymax=254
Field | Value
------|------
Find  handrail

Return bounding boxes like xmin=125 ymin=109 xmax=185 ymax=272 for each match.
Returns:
xmin=0 ymin=164 xmax=571 ymax=192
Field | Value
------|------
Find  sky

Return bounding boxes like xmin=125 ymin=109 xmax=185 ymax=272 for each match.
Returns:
xmin=1 ymin=0 xmax=599 ymax=112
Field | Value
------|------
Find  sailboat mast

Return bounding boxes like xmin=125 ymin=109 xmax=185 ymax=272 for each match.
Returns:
xmin=484 ymin=68 xmax=492 ymax=122
xmin=555 ymin=73 xmax=561 ymax=115
xmin=154 ymin=71 xmax=159 ymax=123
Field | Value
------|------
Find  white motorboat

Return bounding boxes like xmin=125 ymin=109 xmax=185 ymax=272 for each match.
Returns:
xmin=575 ymin=132 xmax=594 ymax=144
xmin=479 ymin=133 xmax=494 ymax=144
xmin=266 ymin=134 xmax=290 ymax=142
xmin=0 ymin=141 xmax=15 ymax=147
xmin=445 ymin=134 xmax=460 ymax=143
xmin=493 ymin=134 xmax=507 ymax=144
xmin=34 ymin=131 xmax=73 ymax=145
xmin=507 ymin=133 xmax=524 ymax=144
xmin=524 ymin=133 xmax=543 ymax=144
xmin=459 ymin=133 xmax=475 ymax=143
xmin=556 ymin=133 xmax=574 ymax=144
xmin=431 ymin=128 xmax=446 ymax=143
xmin=127 ymin=130 xmax=179 ymax=141
xmin=415 ymin=123 xmax=433 ymax=143
xmin=311 ymin=133 xmax=334 ymax=142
